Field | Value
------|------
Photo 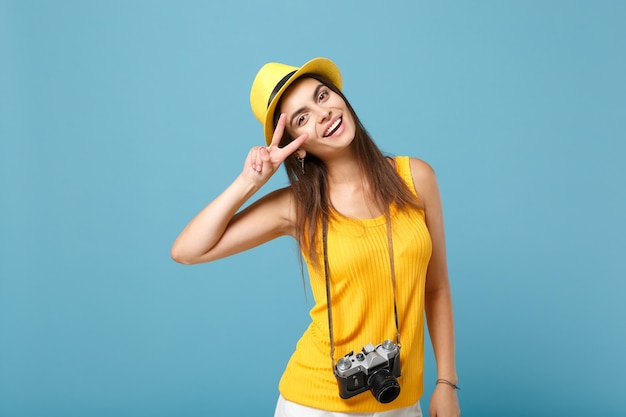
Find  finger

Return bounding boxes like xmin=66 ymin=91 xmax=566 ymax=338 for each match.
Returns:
xmin=255 ymin=146 xmax=265 ymax=172
xmin=269 ymin=113 xmax=286 ymax=149
xmin=281 ymin=133 xmax=308 ymax=155
xmin=248 ymin=147 xmax=258 ymax=171
xmin=259 ymin=145 xmax=270 ymax=164
xmin=249 ymin=146 xmax=262 ymax=172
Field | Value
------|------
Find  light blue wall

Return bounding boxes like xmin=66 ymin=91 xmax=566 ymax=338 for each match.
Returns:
xmin=1 ymin=1 xmax=624 ymax=416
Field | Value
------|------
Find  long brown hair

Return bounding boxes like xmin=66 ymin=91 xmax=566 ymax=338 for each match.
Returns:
xmin=274 ymin=74 xmax=423 ymax=265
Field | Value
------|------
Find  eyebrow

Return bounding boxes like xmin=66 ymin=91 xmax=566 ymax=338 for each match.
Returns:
xmin=289 ymin=84 xmax=326 ymax=127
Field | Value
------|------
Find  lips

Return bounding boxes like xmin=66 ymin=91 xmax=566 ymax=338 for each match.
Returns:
xmin=323 ymin=116 xmax=342 ymax=137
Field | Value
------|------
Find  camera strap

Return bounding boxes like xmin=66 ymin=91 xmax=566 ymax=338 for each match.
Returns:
xmin=322 ymin=211 xmax=401 ymax=369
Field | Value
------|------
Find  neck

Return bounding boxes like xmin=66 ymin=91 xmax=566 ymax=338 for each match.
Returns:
xmin=324 ymin=152 xmax=364 ymax=187
xmin=323 ymin=153 xmax=385 ymax=218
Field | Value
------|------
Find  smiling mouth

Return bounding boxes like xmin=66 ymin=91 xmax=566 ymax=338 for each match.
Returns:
xmin=323 ymin=117 xmax=342 ymax=137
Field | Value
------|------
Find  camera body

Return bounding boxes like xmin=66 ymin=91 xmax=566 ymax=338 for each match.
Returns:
xmin=334 ymin=340 xmax=401 ymax=403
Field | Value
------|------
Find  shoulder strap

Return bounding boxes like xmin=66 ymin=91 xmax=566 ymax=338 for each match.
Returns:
xmin=322 ymin=212 xmax=401 ymax=369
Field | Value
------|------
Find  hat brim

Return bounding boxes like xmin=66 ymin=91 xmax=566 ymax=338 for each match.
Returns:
xmin=263 ymin=57 xmax=342 ymax=145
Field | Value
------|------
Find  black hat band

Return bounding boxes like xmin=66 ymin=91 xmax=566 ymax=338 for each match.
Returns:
xmin=267 ymin=70 xmax=297 ymax=108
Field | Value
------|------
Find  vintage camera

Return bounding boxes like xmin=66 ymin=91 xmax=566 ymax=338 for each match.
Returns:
xmin=334 ymin=340 xmax=401 ymax=403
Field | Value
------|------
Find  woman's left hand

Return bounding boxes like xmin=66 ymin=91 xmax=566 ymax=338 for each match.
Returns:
xmin=428 ymin=383 xmax=460 ymax=417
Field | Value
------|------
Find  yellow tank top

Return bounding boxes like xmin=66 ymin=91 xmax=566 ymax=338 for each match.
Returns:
xmin=278 ymin=156 xmax=433 ymax=412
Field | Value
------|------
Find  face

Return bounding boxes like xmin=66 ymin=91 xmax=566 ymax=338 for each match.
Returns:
xmin=278 ymin=77 xmax=356 ymax=156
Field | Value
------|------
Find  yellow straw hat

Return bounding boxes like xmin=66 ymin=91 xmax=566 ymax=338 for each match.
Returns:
xmin=250 ymin=57 xmax=342 ymax=145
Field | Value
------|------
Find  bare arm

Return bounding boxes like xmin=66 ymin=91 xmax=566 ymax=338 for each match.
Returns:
xmin=171 ymin=114 xmax=307 ymax=264
xmin=410 ymin=158 xmax=460 ymax=417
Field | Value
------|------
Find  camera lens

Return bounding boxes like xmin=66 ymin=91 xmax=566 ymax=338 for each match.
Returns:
xmin=368 ymin=369 xmax=400 ymax=403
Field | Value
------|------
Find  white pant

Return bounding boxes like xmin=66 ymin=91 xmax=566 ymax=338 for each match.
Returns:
xmin=274 ymin=395 xmax=422 ymax=417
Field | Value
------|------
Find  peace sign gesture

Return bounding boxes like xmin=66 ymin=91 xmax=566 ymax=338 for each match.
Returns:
xmin=243 ymin=113 xmax=308 ymax=184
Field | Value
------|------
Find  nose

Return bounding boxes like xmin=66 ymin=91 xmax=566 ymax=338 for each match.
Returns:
xmin=315 ymin=106 xmax=331 ymax=123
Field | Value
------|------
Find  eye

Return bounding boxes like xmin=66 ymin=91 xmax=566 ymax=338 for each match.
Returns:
xmin=296 ymin=113 xmax=308 ymax=126
xmin=317 ymin=89 xmax=329 ymax=102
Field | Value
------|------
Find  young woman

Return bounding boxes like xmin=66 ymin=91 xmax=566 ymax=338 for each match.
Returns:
xmin=171 ymin=58 xmax=460 ymax=417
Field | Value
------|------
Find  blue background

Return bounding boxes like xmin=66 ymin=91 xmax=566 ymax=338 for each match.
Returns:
xmin=1 ymin=1 xmax=625 ymax=416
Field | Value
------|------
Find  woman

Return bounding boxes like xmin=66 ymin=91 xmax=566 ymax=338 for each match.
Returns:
xmin=171 ymin=57 xmax=460 ymax=417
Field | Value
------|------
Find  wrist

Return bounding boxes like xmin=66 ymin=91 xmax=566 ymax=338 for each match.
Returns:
xmin=436 ymin=371 xmax=458 ymax=385
xmin=235 ymin=173 xmax=264 ymax=195
xmin=435 ymin=378 xmax=460 ymax=391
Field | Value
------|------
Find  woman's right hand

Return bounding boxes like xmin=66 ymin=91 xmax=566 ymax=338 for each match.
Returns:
xmin=243 ymin=113 xmax=307 ymax=184
xmin=171 ymin=114 xmax=306 ymax=264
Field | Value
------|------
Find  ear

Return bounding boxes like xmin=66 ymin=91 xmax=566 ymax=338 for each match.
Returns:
xmin=295 ymin=149 xmax=307 ymax=159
